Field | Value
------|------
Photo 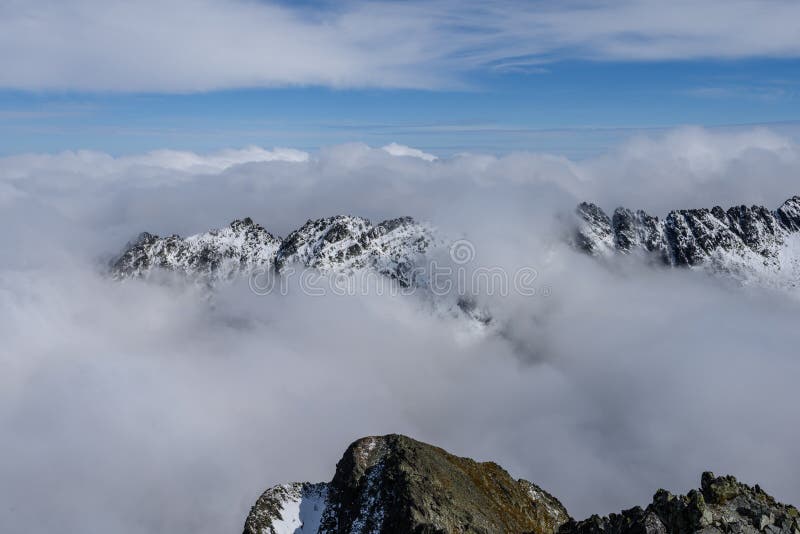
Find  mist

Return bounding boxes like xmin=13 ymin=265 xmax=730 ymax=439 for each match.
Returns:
xmin=1 ymin=127 xmax=799 ymax=533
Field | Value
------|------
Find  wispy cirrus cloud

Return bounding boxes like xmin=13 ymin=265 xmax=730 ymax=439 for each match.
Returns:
xmin=2 ymin=0 xmax=800 ymax=92
xmin=683 ymin=82 xmax=798 ymax=102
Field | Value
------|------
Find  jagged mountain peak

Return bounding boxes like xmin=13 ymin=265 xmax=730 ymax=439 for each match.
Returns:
xmin=776 ymin=195 xmax=800 ymax=232
xmin=575 ymin=196 xmax=800 ymax=289
xmin=111 ymin=214 xmax=435 ymax=288
xmin=273 ymin=215 xmax=430 ymax=276
xmin=111 ymin=217 xmax=281 ymax=283
xmin=274 ymin=215 xmax=372 ymax=270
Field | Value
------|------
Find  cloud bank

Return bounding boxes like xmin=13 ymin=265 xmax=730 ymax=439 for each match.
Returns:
xmin=3 ymin=0 xmax=800 ymax=91
xmin=2 ymin=127 xmax=800 ymax=533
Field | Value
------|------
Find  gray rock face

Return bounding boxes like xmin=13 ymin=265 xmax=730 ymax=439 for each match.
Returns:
xmin=575 ymin=196 xmax=800 ymax=288
xmin=244 ymin=434 xmax=569 ymax=534
xmin=575 ymin=202 xmax=615 ymax=255
xmin=559 ymin=472 xmax=800 ymax=534
xmin=611 ymin=208 xmax=667 ymax=257
xmin=111 ymin=215 xmax=434 ymax=288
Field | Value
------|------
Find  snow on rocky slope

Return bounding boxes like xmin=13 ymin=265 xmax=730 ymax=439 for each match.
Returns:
xmin=110 ymin=215 xmax=503 ymax=325
xmin=574 ymin=195 xmax=800 ymax=289
xmin=111 ymin=217 xmax=281 ymax=285
xmin=243 ymin=482 xmax=328 ymax=534
xmin=111 ymin=215 xmax=436 ymax=288
xmin=111 ymin=195 xmax=800 ymax=304
xmin=273 ymin=216 xmax=434 ymax=287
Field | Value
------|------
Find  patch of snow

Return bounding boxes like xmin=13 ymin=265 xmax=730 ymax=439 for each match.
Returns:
xmin=269 ymin=483 xmax=328 ymax=534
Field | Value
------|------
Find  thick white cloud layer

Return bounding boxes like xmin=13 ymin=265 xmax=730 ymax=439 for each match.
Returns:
xmin=2 ymin=0 xmax=800 ymax=91
xmin=2 ymin=128 xmax=800 ymax=533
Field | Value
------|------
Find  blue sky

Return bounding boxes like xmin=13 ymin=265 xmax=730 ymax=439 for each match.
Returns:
xmin=2 ymin=0 xmax=800 ymax=157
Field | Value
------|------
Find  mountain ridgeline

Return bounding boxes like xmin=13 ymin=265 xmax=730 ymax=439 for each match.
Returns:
xmin=244 ymin=434 xmax=799 ymax=534
xmin=574 ymin=196 xmax=800 ymax=287
xmin=111 ymin=215 xmax=435 ymax=287
xmin=111 ymin=195 xmax=800 ymax=295
xmin=110 ymin=214 xmax=500 ymax=323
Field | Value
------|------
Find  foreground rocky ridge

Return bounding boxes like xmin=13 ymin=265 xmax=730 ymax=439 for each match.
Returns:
xmin=244 ymin=434 xmax=569 ymax=534
xmin=575 ymin=196 xmax=800 ymax=288
xmin=111 ymin=215 xmax=435 ymax=287
xmin=245 ymin=435 xmax=798 ymax=534
xmin=561 ymin=472 xmax=799 ymax=534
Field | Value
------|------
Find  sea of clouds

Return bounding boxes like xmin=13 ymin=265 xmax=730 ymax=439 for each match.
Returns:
xmin=1 ymin=126 xmax=800 ymax=533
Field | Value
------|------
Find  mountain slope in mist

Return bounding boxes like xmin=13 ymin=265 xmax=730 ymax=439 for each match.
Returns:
xmin=575 ymin=196 xmax=800 ymax=289
xmin=113 ymin=195 xmax=800 ymax=298
xmin=112 ymin=215 xmax=435 ymax=288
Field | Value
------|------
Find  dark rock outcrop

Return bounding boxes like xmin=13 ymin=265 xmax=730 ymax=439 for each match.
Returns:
xmin=244 ymin=434 xmax=568 ymax=534
xmin=560 ymin=472 xmax=799 ymax=534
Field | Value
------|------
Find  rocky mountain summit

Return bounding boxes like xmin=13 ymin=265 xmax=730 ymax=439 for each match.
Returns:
xmin=574 ymin=196 xmax=800 ymax=288
xmin=244 ymin=435 xmax=798 ymax=534
xmin=111 ymin=215 xmax=435 ymax=287
xmin=244 ymin=434 xmax=569 ymax=534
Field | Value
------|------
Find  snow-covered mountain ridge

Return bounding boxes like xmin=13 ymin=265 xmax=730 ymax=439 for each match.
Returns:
xmin=110 ymin=215 xmax=503 ymax=324
xmin=575 ymin=195 xmax=800 ymax=289
xmin=111 ymin=215 xmax=436 ymax=288
xmin=112 ymin=195 xmax=800 ymax=299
